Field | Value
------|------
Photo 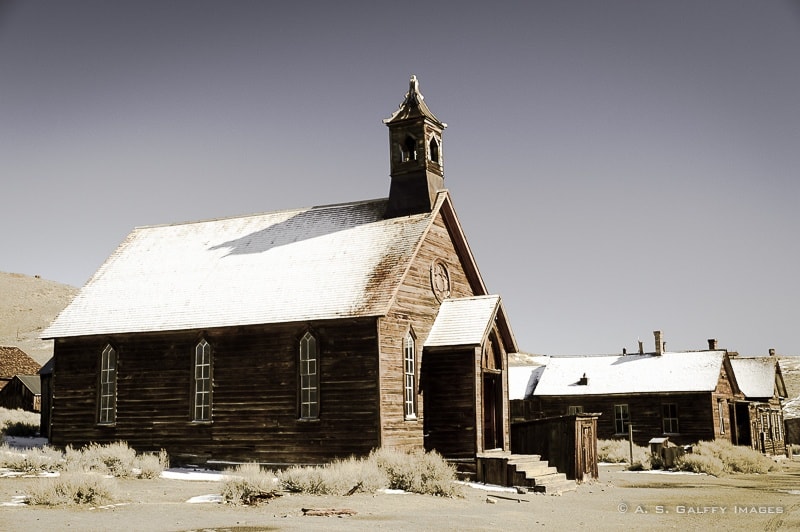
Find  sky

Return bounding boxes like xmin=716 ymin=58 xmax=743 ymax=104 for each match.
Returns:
xmin=1 ymin=1 xmax=799 ymax=357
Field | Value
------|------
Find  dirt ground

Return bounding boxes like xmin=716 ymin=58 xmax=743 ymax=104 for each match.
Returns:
xmin=2 ymin=459 xmax=799 ymax=532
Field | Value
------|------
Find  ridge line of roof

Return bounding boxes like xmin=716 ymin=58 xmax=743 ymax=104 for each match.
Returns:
xmin=132 ymin=196 xmax=392 ymax=230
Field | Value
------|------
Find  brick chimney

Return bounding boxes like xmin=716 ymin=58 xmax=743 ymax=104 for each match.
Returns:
xmin=654 ymin=330 xmax=664 ymax=355
xmin=708 ymin=338 xmax=717 ymax=350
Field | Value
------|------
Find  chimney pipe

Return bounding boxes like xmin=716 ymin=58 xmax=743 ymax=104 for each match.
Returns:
xmin=638 ymin=340 xmax=643 ymax=354
xmin=708 ymin=338 xmax=717 ymax=350
xmin=769 ymin=348 xmax=776 ymax=357
xmin=654 ymin=330 xmax=663 ymax=355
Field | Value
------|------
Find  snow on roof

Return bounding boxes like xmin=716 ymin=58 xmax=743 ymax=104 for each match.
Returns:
xmin=729 ymin=357 xmax=778 ymax=399
xmin=43 ymin=197 xmax=436 ymax=338
xmin=508 ymin=365 xmax=546 ymax=400
xmin=424 ymin=295 xmax=501 ymax=347
xmin=532 ymin=351 xmax=728 ymax=396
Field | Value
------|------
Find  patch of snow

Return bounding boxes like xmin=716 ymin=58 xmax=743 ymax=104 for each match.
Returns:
xmin=621 ymin=470 xmax=706 ymax=476
xmin=186 ymin=494 xmax=224 ymax=504
xmin=378 ymin=489 xmax=408 ymax=494
xmin=160 ymin=468 xmax=225 ymax=481
xmin=456 ymin=481 xmax=519 ymax=493
xmin=1 ymin=495 xmax=28 ymax=507
xmin=778 ymin=490 xmax=800 ymax=495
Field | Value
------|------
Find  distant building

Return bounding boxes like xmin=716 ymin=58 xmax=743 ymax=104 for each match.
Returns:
xmin=0 ymin=374 xmax=41 ymax=412
xmin=513 ymin=332 xmax=787 ymax=455
xmin=0 ymin=346 xmax=41 ymax=391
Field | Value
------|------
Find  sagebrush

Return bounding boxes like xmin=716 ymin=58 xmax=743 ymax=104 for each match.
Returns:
xmin=675 ymin=439 xmax=777 ymax=476
xmin=0 ymin=407 xmax=39 ymax=437
xmin=222 ymin=448 xmax=461 ymax=504
xmin=597 ymin=439 xmax=653 ymax=470
xmin=26 ymin=472 xmax=118 ymax=506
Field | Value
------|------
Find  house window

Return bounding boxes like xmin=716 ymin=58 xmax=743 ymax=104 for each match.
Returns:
xmin=718 ymin=400 xmax=725 ymax=435
xmin=98 ymin=344 xmax=117 ymax=424
xmin=404 ymin=331 xmax=416 ymax=419
xmin=614 ymin=404 xmax=629 ymax=434
xmin=193 ymin=339 xmax=212 ymax=421
xmin=662 ymin=403 xmax=679 ymax=434
xmin=299 ymin=331 xmax=319 ymax=419
xmin=567 ymin=405 xmax=583 ymax=415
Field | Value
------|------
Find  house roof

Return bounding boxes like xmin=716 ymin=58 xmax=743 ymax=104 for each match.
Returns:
xmin=13 ymin=375 xmax=41 ymax=395
xmin=0 ymin=346 xmax=41 ymax=379
xmin=424 ymin=295 xmax=500 ymax=347
xmin=43 ymin=190 xmax=499 ymax=340
xmin=531 ymin=351 xmax=730 ymax=397
xmin=44 ymin=196 xmax=439 ymax=338
xmin=729 ymin=357 xmax=785 ymax=399
xmin=509 ymin=364 xmax=546 ymax=400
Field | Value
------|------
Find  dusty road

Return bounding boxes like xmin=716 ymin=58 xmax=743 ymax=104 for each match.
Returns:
xmin=2 ymin=459 xmax=799 ymax=531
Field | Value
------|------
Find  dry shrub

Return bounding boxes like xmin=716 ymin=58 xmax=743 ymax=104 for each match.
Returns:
xmin=675 ymin=452 xmax=725 ymax=477
xmin=597 ymin=439 xmax=652 ymax=470
xmin=0 ymin=407 xmax=39 ymax=437
xmin=278 ymin=455 xmax=387 ymax=496
xmin=135 ymin=449 xmax=169 ymax=479
xmin=370 ymin=448 xmax=461 ymax=497
xmin=69 ymin=442 xmax=138 ymax=477
xmin=222 ymin=463 xmax=280 ymax=504
xmin=26 ymin=472 xmax=118 ymax=506
xmin=683 ymin=439 xmax=777 ymax=475
xmin=0 ymin=443 xmax=64 ymax=472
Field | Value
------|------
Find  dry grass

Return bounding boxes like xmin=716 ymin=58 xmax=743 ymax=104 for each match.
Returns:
xmin=26 ymin=472 xmax=118 ymax=506
xmin=0 ymin=407 xmax=40 ymax=437
xmin=222 ymin=448 xmax=462 ymax=504
xmin=597 ymin=439 xmax=653 ymax=470
xmin=675 ymin=439 xmax=778 ymax=475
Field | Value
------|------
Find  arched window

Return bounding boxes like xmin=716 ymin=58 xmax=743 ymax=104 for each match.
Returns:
xmin=299 ymin=331 xmax=319 ymax=419
xmin=401 ymin=135 xmax=417 ymax=162
xmin=98 ymin=344 xmax=117 ymax=424
xmin=193 ymin=339 xmax=212 ymax=421
xmin=404 ymin=331 xmax=417 ymax=419
xmin=429 ymin=137 xmax=440 ymax=164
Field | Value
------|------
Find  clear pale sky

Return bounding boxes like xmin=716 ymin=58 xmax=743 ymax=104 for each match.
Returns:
xmin=1 ymin=1 xmax=798 ymax=356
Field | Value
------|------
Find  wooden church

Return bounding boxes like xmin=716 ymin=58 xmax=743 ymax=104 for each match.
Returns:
xmin=42 ymin=77 xmax=518 ymax=465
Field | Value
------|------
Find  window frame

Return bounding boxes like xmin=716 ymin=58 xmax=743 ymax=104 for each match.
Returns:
xmin=97 ymin=344 xmax=117 ymax=425
xmin=299 ymin=331 xmax=320 ymax=420
xmin=403 ymin=329 xmax=417 ymax=420
xmin=192 ymin=338 xmax=213 ymax=422
xmin=662 ymin=403 xmax=679 ymax=434
xmin=567 ymin=405 xmax=584 ymax=415
xmin=613 ymin=404 xmax=630 ymax=435
xmin=718 ymin=399 xmax=726 ymax=435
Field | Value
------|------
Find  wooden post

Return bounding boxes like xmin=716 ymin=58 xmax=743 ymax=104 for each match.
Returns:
xmin=628 ymin=423 xmax=634 ymax=464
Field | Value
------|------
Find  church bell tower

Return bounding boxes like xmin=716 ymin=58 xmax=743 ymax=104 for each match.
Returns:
xmin=384 ymin=75 xmax=447 ymax=218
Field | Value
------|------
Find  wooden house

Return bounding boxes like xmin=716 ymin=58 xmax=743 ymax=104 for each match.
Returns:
xmin=514 ymin=332 xmax=745 ymax=447
xmin=41 ymin=77 xmax=518 ymax=466
xmin=0 ymin=346 xmax=41 ymax=391
xmin=729 ymin=354 xmax=788 ymax=455
xmin=0 ymin=375 xmax=41 ymax=412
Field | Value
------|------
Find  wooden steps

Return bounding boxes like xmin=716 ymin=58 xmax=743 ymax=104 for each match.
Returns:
xmin=475 ymin=451 xmax=577 ymax=495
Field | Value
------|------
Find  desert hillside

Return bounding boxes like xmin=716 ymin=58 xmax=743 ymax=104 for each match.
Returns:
xmin=0 ymin=272 xmax=79 ymax=365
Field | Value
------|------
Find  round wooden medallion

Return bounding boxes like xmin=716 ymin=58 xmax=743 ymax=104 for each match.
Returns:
xmin=430 ymin=260 xmax=451 ymax=302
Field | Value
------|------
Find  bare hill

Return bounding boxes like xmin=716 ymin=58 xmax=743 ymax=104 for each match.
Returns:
xmin=0 ymin=272 xmax=79 ymax=365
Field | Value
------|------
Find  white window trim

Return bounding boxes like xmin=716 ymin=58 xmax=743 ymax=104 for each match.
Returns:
xmin=299 ymin=331 xmax=319 ymax=419
xmin=193 ymin=339 xmax=212 ymax=422
xmin=404 ymin=331 xmax=417 ymax=420
xmin=98 ymin=344 xmax=117 ymax=425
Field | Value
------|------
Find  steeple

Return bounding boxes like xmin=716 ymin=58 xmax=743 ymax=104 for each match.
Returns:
xmin=384 ymin=75 xmax=447 ymax=218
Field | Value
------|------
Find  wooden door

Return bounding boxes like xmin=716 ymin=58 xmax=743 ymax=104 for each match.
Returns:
xmin=482 ymin=373 xmax=503 ymax=450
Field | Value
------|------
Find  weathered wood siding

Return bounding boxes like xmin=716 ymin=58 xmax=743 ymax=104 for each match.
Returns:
xmin=0 ymin=376 xmax=40 ymax=412
xmin=422 ymin=346 xmax=478 ymax=458
xmin=527 ymin=392 xmax=726 ymax=447
xmin=379 ymin=212 xmax=477 ymax=451
xmin=50 ymin=318 xmax=382 ymax=464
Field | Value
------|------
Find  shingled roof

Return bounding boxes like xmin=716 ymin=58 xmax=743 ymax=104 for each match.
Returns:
xmin=729 ymin=357 xmax=787 ymax=400
xmin=530 ymin=351 xmax=734 ymax=397
xmin=43 ymin=191 xmax=488 ymax=339
xmin=0 ymin=346 xmax=41 ymax=380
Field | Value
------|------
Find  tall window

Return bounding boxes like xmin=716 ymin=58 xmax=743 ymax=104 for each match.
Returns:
xmin=568 ymin=405 xmax=584 ymax=415
xmin=193 ymin=339 xmax=212 ymax=421
xmin=98 ymin=344 xmax=117 ymax=424
xmin=662 ymin=403 xmax=679 ymax=433
xmin=429 ymin=137 xmax=440 ymax=163
xmin=718 ymin=400 xmax=726 ymax=435
xmin=404 ymin=332 xmax=416 ymax=419
xmin=299 ymin=332 xmax=319 ymax=419
xmin=614 ymin=404 xmax=629 ymax=434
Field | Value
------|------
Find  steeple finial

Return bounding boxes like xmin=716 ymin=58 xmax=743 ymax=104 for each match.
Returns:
xmin=409 ymin=75 xmax=420 ymax=97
